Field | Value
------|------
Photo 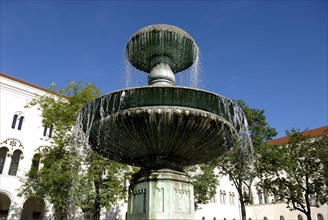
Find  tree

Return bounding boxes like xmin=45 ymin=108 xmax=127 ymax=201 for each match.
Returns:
xmin=212 ymin=100 xmax=277 ymax=220
xmin=75 ymin=149 xmax=134 ymax=220
xmin=19 ymin=81 xmax=130 ymax=220
xmin=257 ymin=129 xmax=328 ymax=220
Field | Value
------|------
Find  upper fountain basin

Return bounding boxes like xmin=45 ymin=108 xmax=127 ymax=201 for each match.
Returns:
xmin=126 ymin=24 xmax=198 ymax=73
xmin=79 ymin=86 xmax=246 ymax=170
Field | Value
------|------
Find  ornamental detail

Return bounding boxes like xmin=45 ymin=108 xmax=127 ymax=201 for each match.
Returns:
xmin=0 ymin=138 xmax=24 ymax=152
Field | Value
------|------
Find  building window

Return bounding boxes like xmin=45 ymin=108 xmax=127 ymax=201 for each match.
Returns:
xmin=43 ymin=125 xmax=53 ymax=137
xmin=222 ymin=190 xmax=226 ymax=204
xmin=0 ymin=148 xmax=8 ymax=174
xmin=220 ymin=190 xmax=223 ymax=204
xmin=8 ymin=150 xmax=22 ymax=176
xmin=11 ymin=113 xmax=25 ymax=130
xmin=11 ymin=114 xmax=18 ymax=128
xmin=229 ymin=192 xmax=235 ymax=205
xmin=30 ymin=154 xmax=41 ymax=178
xmin=298 ymin=215 xmax=303 ymax=220
xmin=32 ymin=154 xmax=41 ymax=171
xmin=280 ymin=216 xmax=285 ymax=220
xmin=264 ymin=190 xmax=269 ymax=203
xmin=263 ymin=217 xmax=268 ymax=220
xmin=18 ymin=116 xmax=24 ymax=130
xmin=258 ymin=191 xmax=263 ymax=204
xmin=317 ymin=214 xmax=324 ymax=220
xmin=32 ymin=211 xmax=41 ymax=219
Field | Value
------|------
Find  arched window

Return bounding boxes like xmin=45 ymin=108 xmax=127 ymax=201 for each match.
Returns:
xmin=29 ymin=153 xmax=41 ymax=178
xmin=0 ymin=193 xmax=11 ymax=219
xmin=264 ymin=190 xmax=269 ymax=203
xmin=230 ymin=192 xmax=235 ymax=205
xmin=11 ymin=113 xmax=25 ymax=130
xmin=32 ymin=154 xmax=41 ymax=171
xmin=263 ymin=217 xmax=268 ymax=220
xmin=280 ymin=216 xmax=285 ymax=220
xmin=18 ymin=116 xmax=24 ymax=130
xmin=43 ymin=125 xmax=53 ymax=137
xmin=219 ymin=190 xmax=223 ymax=204
xmin=11 ymin=114 xmax=18 ymax=129
xmin=298 ymin=215 xmax=303 ymax=220
xmin=8 ymin=150 xmax=22 ymax=176
xmin=20 ymin=197 xmax=45 ymax=220
xmin=258 ymin=191 xmax=263 ymax=204
xmin=222 ymin=190 xmax=226 ymax=204
xmin=0 ymin=147 xmax=8 ymax=174
xmin=317 ymin=214 xmax=324 ymax=220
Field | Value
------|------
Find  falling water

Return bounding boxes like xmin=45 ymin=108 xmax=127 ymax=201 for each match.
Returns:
xmin=125 ymin=57 xmax=133 ymax=87
xmin=190 ymin=47 xmax=201 ymax=88
xmin=73 ymin=86 xmax=253 ymax=164
xmin=73 ymin=24 xmax=253 ymax=176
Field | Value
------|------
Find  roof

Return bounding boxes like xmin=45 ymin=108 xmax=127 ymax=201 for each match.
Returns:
xmin=267 ymin=125 xmax=328 ymax=145
xmin=0 ymin=72 xmax=59 ymax=96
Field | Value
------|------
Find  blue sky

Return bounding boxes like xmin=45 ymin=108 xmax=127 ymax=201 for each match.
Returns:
xmin=1 ymin=0 xmax=327 ymax=138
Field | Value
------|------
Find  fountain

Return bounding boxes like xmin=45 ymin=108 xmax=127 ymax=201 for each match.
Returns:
xmin=77 ymin=24 xmax=248 ymax=220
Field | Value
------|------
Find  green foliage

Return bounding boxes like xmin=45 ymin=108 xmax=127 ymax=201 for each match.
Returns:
xmin=214 ymin=100 xmax=277 ymax=220
xmin=20 ymin=81 xmax=130 ymax=220
xmin=25 ymin=81 xmax=101 ymax=146
xmin=186 ymin=163 xmax=218 ymax=210
xmin=258 ymin=129 xmax=328 ymax=220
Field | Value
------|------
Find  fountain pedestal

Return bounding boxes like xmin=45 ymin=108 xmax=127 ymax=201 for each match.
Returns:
xmin=127 ymin=169 xmax=194 ymax=220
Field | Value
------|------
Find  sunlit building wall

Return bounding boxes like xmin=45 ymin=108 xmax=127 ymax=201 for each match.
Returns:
xmin=0 ymin=73 xmax=53 ymax=219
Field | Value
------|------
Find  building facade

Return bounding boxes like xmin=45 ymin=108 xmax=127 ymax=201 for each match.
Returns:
xmin=0 ymin=73 xmax=53 ymax=219
xmin=0 ymin=72 xmax=327 ymax=220
xmin=245 ymin=126 xmax=328 ymax=220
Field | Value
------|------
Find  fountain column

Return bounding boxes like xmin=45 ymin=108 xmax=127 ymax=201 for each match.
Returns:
xmin=78 ymin=24 xmax=244 ymax=220
xmin=128 ymin=169 xmax=194 ymax=220
xmin=125 ymin=25 xmax=199 ymax=219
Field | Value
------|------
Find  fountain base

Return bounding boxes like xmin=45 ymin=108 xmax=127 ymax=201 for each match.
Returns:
xmin=127 ymin=169 xmax=194 ymax=220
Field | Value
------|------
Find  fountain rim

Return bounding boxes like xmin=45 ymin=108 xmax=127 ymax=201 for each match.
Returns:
xmin=97 ymin=85 xmax=231 ymax=102
xmin=78 ymin=85 xmax=246 ymax=135
xmin=126 ymin=24 xmax=196 ymax=48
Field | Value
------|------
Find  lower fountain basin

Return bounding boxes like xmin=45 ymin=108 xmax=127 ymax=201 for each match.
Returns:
xmin=80 ymin=86 xmax=246 ymax=170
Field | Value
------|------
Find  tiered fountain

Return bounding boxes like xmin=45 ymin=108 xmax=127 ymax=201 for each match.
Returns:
xmin=78 ymin=24 xmax=248 ymax=220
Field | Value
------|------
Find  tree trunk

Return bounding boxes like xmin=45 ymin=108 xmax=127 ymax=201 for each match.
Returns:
xmin=306 ymin=212 xmax=312 ymax=220
xmin=237 ymin=181 xmax=247 ymax=220
xmin=239 ymin=190 xmax=247 ymax=220
xmin=305 ymin=194 xmax=312 ymax=220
